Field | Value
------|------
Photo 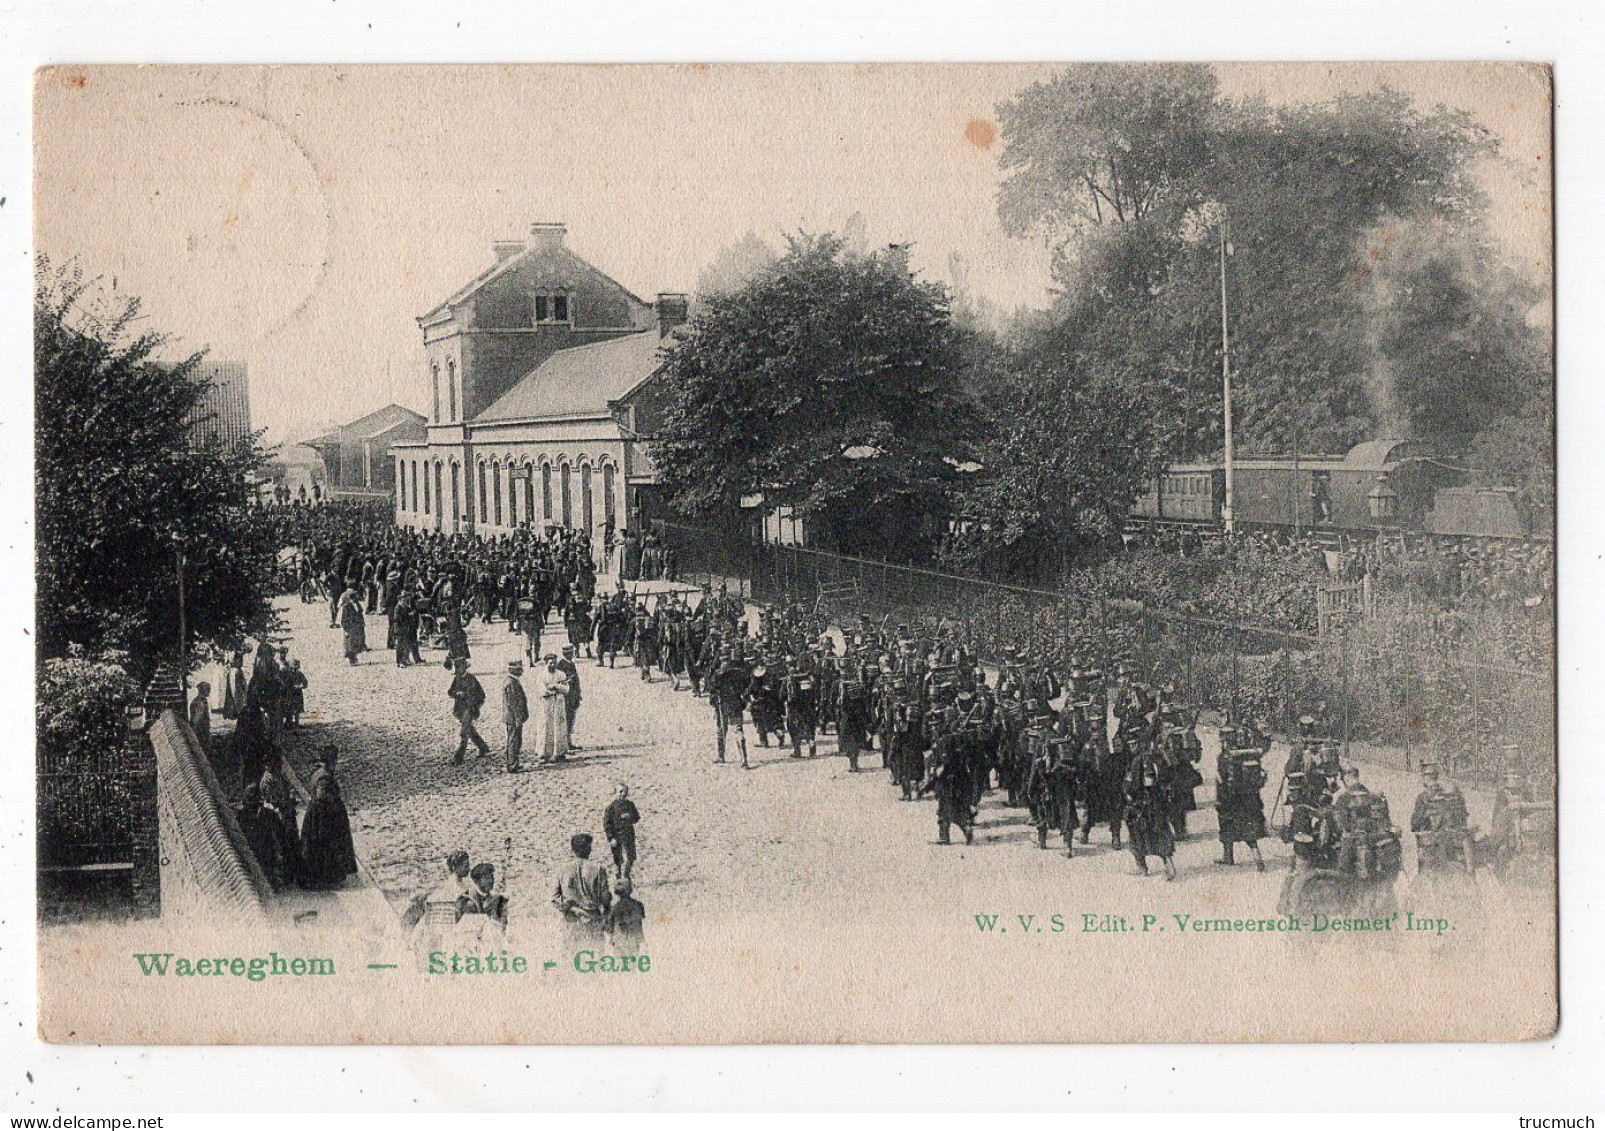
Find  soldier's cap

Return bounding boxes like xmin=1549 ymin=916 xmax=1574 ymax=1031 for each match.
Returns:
xmin=507 ymin=660 xmax=523 ymax=674
xmin=446 ymin=850 xmax=470 ymax=872
xmin=1298 ymin=715 xmax=1317 ymax=727
xmin=470 ymin=862 xmax=495 ymax=886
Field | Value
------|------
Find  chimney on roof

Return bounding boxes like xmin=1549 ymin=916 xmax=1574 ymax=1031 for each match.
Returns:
xmin=493 ymin=239 xmax=526 ymax=263
xmin=655 ymin=293 xmax=689 ymax=338
xmin=530 ymin=222 xmax=568 ymax=251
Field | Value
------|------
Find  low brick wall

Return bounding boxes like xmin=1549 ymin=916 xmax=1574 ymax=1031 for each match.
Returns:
xmin=148 ymin=710 xmax=272 ymax=921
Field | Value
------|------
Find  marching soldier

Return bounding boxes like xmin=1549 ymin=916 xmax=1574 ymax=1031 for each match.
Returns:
xmin=889 ymin=679 xmax=925 ymax=801
xmin=1075 ymin=699 xmax=1124 ymax=849
xmin=1023 ymin=722 xmax=1056 ymax=850
xmin=709 ymin=647 xmax=752 ymax=769
xmin=836 ymin=655 xmax=872 ymax=772
xmin=685 ymin=600 xmax=711 ymax=696
xmin=748 ymin=657 xmax=784 ymax=747
xmin=783 ymin=650 xmax=820 ymax=759
xmin=631 ymin=600 xmax=657 ymax=681
xmin=1047 ymin=719 xmax=1079 ymax=857
xmin=1157 ymin=702 xmax=1204 ymax=840
xmin=995 ymin=690 xmax=1028 ymax=806
xmin=922 ymin=708 xmax=974 ymax=846
xmin=1410 ymin=761 xmax=1475 ymax=875
xmin=1123 ymin=746 xmax=1177 ymax=880
xmin=1215 ymin=715 xmax=1269 ymax=871
xmin=1489 ymin=753 xmax=1554 ymax=883
xmin=562 ymin=590 xmax=592 ymax=660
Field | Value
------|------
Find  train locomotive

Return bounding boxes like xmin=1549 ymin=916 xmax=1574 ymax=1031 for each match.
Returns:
xmin=1128 ymin=439 xmax=1534 ymax=542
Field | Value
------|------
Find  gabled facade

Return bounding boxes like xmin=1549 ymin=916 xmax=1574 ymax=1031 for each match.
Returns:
xmin=393 ymin=223 xmax=684 ymax=552
xmin=306 ymin=403 xmax=427 ymax=497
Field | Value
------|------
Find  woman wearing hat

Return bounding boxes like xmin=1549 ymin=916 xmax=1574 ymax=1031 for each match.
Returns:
xmin=539 ymin=654 xmax=573 ymax=763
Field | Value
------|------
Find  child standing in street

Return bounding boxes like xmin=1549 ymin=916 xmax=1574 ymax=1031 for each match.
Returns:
xmin=603 ymin=877 xmax=645 ymax=956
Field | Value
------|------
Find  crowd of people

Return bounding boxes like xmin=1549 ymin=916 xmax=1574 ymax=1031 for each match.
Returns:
xmin=191 ymin=633 xmax=358 ymax=895
xmin=405 ymin=815 xmax=647 ymax=963
xmin=216 ymin=504 xmax=1552 ymax=939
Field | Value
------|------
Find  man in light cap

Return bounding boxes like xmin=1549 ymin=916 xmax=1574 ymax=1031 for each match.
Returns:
xmin=503 ymin=659 xmax=529 ymax=772
xmin=558 ymin=644 xmax=583 ymax=750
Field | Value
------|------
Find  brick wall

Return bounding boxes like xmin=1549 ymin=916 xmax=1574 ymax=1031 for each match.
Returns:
xmin=148 ymin=710 xmax=272 ymax=921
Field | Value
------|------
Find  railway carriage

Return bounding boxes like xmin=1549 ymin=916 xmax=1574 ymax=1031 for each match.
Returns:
xmin=1129 ymin=439 xmax=1532 ymax=542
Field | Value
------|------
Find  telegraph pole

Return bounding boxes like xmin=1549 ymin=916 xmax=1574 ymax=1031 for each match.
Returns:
xmin=1219 ymin=218 xmax=1236 ymax=539
xmin=1292 ymin=418 xmax=1302 ymax=538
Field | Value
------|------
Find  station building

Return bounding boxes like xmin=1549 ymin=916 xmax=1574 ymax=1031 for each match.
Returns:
xmin=391 ymin=222 xmax=684 ymax=547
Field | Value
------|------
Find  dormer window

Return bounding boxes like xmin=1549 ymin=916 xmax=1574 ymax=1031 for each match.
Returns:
xmin=534 ymin=291 xmax=571 ymax=325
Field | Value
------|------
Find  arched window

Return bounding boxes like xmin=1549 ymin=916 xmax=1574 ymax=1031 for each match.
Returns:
xmin=423 ymin=459 xmax=431 ymax=514
xmin=450 ymin=462 xmax=461 ymax=532
xmin=581 ymin=463 xmax=594 ymax=534
xmin=541 ymin=463 xmax=553 ymax=523
xmin=523 ymin=464 xmax=536 ymax=526
xmin=396 ymin=459 xmax=405 ymax=511
xmin=431 ymin=363 xmax=441 ymax=422
xmin=447 ymin=358 xmax=459 ymax=422
xmin=434 ymin=462 xmax=444 ymax=530
xmin=560 ymin=462 xmax=573 ymax=528
xmin=478 ymin=462 xmax=488 ymax=524
xmin=493 ymin=461 xmax=504 ymax=527
xmin=602 ymin=462 xmax=616 ymax=530
xmin=412 ymin=461 xmax=420 ymax=513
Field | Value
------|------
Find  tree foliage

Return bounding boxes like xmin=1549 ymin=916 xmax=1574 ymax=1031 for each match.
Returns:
xmin=35 ymin=257 xmax=281 ymax=679
xmin=694 ymin=230 xmax=780 ymax=300
xmin=37 ymin=653 xmax=140 ymax=765
xmin=965 ymin=66 xmax=1551 ymax=566
xmin=651 ymin=233 xmax=979 ymax=558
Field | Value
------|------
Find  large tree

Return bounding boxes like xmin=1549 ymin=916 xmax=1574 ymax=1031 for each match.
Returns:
xmin=967 ymin=66 xmax=1550 ymax=568
xmin=35 ymin=257 xmax=280 ymax=679
xmin=651 ymin=233 xmax=978 ymax=559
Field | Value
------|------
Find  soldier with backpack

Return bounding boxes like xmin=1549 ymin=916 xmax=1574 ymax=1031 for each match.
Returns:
xmin=1215 ymin=715 xmax=1269 ymax=871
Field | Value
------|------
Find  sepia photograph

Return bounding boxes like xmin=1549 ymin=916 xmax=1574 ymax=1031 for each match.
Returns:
xmin=28 ymin=60 xmax=1556 ymax=1048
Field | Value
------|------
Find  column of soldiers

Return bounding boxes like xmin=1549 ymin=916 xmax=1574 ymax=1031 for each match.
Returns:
xmin=671 ymin=600 xmax=1229 ymax=874
xmin=270 ymin=509 xmax=1554 ymax=903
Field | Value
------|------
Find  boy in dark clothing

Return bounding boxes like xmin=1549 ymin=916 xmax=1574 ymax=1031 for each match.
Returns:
xmin=603 ymin=877 xmax=646 ymax=956
xmin=603 ymin=782 xmax=641 ymax=878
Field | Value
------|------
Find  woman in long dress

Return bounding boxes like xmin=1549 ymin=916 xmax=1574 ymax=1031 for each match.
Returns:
xmin=539 ymin=654 xmax=572 ymax=763
xmin=338 ymin=585 xmax=366 ymax=664
xmin=299 ymin=746 xmax=358 ymax=890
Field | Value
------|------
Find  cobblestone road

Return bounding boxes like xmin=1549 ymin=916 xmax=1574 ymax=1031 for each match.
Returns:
xmin=259 ymin=593 xmax=1517 ymax=953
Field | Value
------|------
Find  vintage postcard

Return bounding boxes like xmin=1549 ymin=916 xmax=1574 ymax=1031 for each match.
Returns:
xmin=32 ymin=62 xmax=1555 ymax=1044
